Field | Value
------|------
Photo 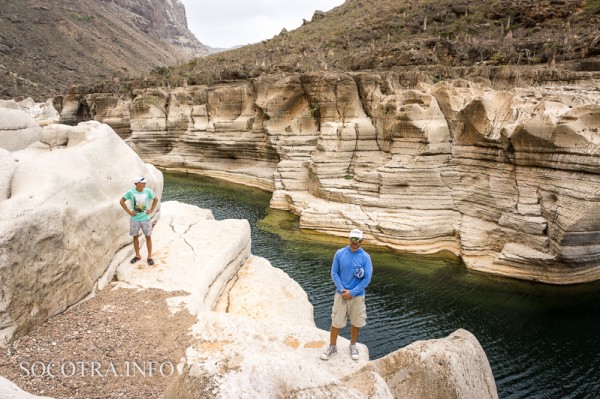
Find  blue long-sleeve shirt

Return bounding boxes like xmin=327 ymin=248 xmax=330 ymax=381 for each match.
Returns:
xmin=331 ymin=246 xmax=373 ymax=297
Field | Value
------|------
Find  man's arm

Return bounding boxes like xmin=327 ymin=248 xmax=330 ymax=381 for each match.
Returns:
xmin=119 ymin=197 xmax=135 ymax=217
xmin=349 ymin=255 xmax=373 ymax=297
xmin=147 ymin=197 xmax=159 ymax=215
xmin=331 ymin=250 xmax=345 ymax=294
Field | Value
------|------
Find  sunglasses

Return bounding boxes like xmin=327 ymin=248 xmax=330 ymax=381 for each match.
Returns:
xmin=350 ymin=237 xmax=362 ymax=243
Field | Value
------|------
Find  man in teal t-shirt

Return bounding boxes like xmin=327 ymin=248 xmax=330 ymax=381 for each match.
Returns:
xmin=119 ymin=176 xmax=159 ymax=265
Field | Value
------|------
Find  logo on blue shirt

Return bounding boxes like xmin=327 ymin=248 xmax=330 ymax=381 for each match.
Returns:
xmin=354 ymin=266 xmax=365 ymax=279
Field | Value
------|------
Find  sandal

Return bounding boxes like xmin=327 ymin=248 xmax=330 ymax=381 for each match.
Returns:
xmin=130 ymin=256 xmax=141 ymax=264
xmin=147 ymin=258 xmax=155 ymax=265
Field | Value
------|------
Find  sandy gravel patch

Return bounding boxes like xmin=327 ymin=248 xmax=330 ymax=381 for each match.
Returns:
xmin=0 ymin=284 xmax=195 ymax=399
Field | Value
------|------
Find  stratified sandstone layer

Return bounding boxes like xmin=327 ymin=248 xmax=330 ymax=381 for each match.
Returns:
xmin=59 ymin=72 xmax=600 ymax=284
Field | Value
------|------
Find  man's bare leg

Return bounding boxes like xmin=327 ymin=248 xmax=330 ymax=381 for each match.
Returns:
xmin=350 ymin=325 xmax=361 ymax=344
xmin=146 ymin=235 xmax=153 ymax=260
xmin=330 ymin=325 xmax=341 ymax=346
xmin=133 ymin=235 xmax=141 ymax=258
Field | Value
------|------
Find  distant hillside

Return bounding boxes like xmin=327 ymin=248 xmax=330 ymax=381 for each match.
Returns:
xmin=159 ymin=0 xmax=600 ymax=86
xmin=204 ymin=45 xmax=233 ymax=54
xmin=0 ymin=0 xmax=208 ymax=100
xmin=4 ymin=0 xmax=600 ymax=99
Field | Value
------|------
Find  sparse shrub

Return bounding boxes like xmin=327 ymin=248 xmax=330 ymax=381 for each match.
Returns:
xmin=490 ymin=51 xmax=506 ymax=63
xmin=583 ymin=0 xmax=600 ymax=12
xmin=152 ymin=66 xmax=172 ymax=76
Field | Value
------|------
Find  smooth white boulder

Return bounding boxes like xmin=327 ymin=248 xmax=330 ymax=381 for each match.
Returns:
xmin=362 ymin=329 xmax=499 ymax=399
xmin=0 ymin=120 xmax=162 ymax=345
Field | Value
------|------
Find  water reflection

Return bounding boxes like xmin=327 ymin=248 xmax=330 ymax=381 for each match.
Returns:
xmin=162 ymin=171 xmax=600 ymax=399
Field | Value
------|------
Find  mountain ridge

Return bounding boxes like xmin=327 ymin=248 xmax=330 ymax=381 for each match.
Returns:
xmin=0 ymin=0 xmax=207 ymax=100
xmin=2 ymin=0 xmax=600 ymax=100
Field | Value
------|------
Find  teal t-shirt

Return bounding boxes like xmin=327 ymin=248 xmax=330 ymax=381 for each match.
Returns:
xmin=123 ymin=188 xmax=156 ymax=222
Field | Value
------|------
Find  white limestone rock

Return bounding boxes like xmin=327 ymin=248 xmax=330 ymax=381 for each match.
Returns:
xmin=16 ymin=98 xmax=60 ymax=127
xmin=0 ymin=99 xmax=59 ymax=128
xmin=0 ymin=148 xmax=17 ymax=201
xmin=359 ymin=329 xmax=499 ymax=399
xmin=166 ymin=311 xmax=370 ymax=399
xmin=0 ymin=120 xmax=162 ymax=345
xmin=213 ymin=256 xmax=314 ymax=325
xmin=163 ymin=254 xmax=372 ymax=399
xmin=116 ymin=200 xmax=250 ymax=315
xmin=0 ymin=99 xmax=19 ymax=109
xmin=120 ymin=84 xmax=278 ymax=191
xmin=341 ymin=371 xmax=394 ymax=399
xmin=0 ymin=109 xmax=41 ymax=151
xmin=0 ymin=375 xmax=53 ymax=399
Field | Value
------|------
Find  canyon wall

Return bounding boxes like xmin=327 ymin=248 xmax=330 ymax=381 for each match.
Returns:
xmin=58 ymin=72 xmax=600 ymax=284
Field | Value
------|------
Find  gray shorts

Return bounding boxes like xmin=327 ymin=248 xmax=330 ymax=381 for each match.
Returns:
xmin=130 ymin=219 xmax=152 ymax=237
xmin=331 ymin=292 xmax=367 ymax=329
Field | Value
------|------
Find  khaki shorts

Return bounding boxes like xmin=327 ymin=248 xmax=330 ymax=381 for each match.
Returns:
xmin=331 ymin=292 xmax=367 ymax=329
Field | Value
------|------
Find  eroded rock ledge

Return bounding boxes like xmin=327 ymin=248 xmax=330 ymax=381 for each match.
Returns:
xmin=58 ymin=72 xmax=600 ymax=284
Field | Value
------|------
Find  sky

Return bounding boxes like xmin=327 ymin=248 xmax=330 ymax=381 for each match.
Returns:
xmin=179 ymin=0 xmax=345 ymax=49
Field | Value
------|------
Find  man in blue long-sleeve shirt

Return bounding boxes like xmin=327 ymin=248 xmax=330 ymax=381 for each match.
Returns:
xmin=321 ymin=229 xmax=373 ymax=361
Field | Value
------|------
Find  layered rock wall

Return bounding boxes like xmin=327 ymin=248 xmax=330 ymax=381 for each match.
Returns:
xmin=59 ymin=72 xmax=600 ymax=284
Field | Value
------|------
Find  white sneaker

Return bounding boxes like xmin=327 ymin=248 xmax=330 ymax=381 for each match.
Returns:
xmin=320 ymin=345 xmax=337 ymax=360
xmin=350 ymin=344 xmax=359 ymax=360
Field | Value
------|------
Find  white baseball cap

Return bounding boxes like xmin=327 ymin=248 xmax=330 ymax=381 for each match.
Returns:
xmin=133 ymin=176 xmax=147 ymax=184
xmin=349 ymin=229 xmax=364 ymax=240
